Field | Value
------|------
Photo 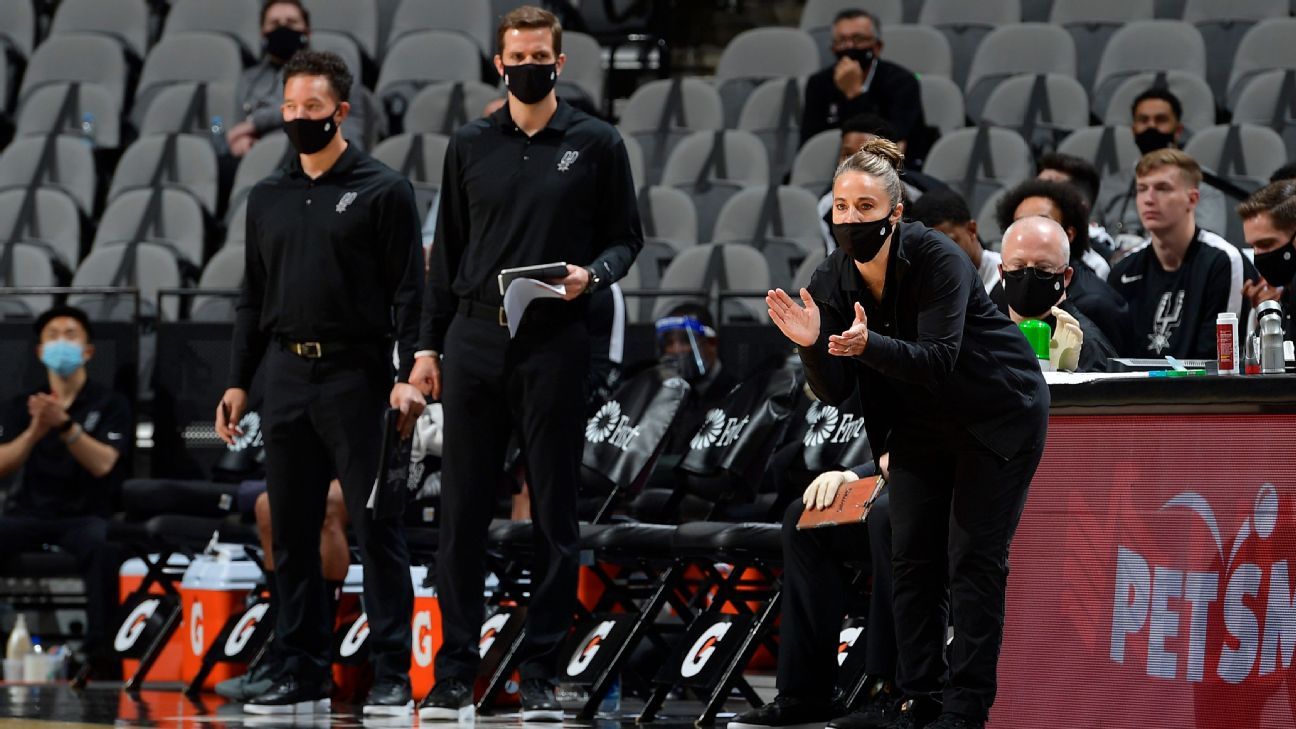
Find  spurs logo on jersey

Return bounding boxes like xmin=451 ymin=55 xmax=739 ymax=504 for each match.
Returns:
xmin=1148 ymin=290 xmax=1185 ymax=354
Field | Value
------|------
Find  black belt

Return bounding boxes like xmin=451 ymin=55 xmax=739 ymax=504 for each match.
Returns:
xmin=278 ymin=337 xmax=364 ymax=359
xmin=459 ymin=299 xmax=507 ymax=327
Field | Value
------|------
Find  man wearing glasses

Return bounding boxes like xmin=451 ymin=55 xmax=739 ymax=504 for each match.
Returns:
xmin=800 ymin=9 xmax=923 ymax=151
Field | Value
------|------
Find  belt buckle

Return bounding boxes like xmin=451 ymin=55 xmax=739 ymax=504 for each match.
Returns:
xmin=497 ymin=307 xmax=508 ymax=327
xmin=299 ymin=341 xmax=323 ymax=359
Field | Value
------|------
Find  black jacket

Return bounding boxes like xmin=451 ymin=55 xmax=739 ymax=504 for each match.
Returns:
xmin=800 ymin=222 xmax=1049 ymax=461
xmin=1065 ymin=264 xmax=1131 ymax=356
xmin=990 ymin=285 xmax=1119 ymax=373
xmin=800 ymin=58 xmax=923 ymax=146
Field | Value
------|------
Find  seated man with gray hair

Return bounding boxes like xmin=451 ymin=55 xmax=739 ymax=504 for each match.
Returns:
xmin=997 ymin=217 xmax=1117 ymax=373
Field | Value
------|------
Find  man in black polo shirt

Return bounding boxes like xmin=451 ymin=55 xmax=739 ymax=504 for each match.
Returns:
xmin=0 ymin=306 xmax=129 ymax=672
xmin=215 ymin=50 xmax=425 ymax=717
xmin=408 ymin=5 xmax=642 ymax=722
xmin=800 ymin=9 xmax=923 ymax=153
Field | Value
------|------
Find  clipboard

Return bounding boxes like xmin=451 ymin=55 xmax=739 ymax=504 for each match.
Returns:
xmin=498 ymin=262 xmax=568 ymax=296
xmin=367 ymin=408 xmax=412 ymax=519
xmin=795 ymin=476 xmax=886 ymax=530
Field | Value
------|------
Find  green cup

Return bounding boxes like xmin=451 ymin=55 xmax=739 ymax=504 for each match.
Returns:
xmin=1018 ymin=319 xmax=1052 ymax=361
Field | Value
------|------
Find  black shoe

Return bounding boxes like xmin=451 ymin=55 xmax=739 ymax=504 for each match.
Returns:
xmin=243 ymin=675 xmax=330 ymax=715
xmin=832 ymin=679 xmax=898 ymax=728
xmin=868 ymin=697 xmax=942 ymax=729
xmin=925 ymin=714 xmax=984 ymax=729
xmin=363 ymin=680 xmax=413 ymax=717
xmin=728 ymin=695 xmax=848 ymax=728
xmin=519 ymin=678 xmax=563 ymax=722
xmin=418 ymin=678 xmax=474 ymax=722
xmin=215 ymin=658 xmax=280 ymax=702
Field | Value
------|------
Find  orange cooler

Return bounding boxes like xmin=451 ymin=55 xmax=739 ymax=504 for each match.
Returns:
xmin=118 ymin=555 xmax=190 ymax=681
xmin=178 ymin=557 xmax=262 ymax=689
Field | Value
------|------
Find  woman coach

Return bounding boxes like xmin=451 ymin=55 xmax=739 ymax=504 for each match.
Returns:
xmin=764 ymin=139 xmax=1049 ymax=729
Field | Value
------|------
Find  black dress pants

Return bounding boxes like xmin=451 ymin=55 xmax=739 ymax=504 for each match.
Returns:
xmin=776 ymin=491 xmax=897 ymax=703
xmin=261 ymin=345 xmax=413 ymax=687
xmin=0 ymin=514 xmax=121 ymax=654
xmin=887 ymin=425 xmax=1046 ymax=720
xmin=434 ymin=310 xmax=591 ymax=684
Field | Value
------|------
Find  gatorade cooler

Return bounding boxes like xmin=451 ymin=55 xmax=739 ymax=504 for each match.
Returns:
xmin=118 ymin=555 xmax=190 ymax=681
xmin=332 ymin=565 xmax=443 ymax=700
xmin=178 ymin=554 xmax=263 ymax=689
xmin=409 ymin=565 xmax=440 ymax=698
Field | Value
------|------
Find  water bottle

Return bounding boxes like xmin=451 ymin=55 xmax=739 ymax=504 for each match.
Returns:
xmin=598 ymin=674 xmax=621 ymax=716
xmin=1258 ymin=300 xmax=1286 ymax=374
xmin=210 ymin=115 xmax=224 ymax=139
xmin=6 ymin=614 xmax=32 ymax=660
xmin=80 ymin=112 xmax=95 ymax=147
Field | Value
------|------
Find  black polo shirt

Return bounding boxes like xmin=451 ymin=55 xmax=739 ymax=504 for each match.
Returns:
xmin=800 ymin=58 xmax=924 ymax=145
xmin=230 ymin=143 xmax=424 ymax=388
xmin=0 ymin=380 xmax=131 ymax=518
xmin=418 ymin=99 xmax=644 ymax=352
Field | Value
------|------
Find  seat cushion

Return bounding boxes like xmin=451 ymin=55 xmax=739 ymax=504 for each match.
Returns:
xmin=0 ymin=550 xmax=81 ymax=578
xmin=713 ymin=522 xmax=782 ymax=557
xmin=121 ymin=478 xmax=240 ymax=520
xmin=671 ymin=521 xmax=734 ymax=553
xmin=487 ymin=519 xmax=533 ymax=547
xmin=590 ymin=523 xmax=677 ymax=557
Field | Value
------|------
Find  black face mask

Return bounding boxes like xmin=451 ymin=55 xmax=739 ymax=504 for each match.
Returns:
xmin=503 ymin=63 xmax=558 ymax=105
xmin=1254 ymin=231 xmax=1296 ymax=286
xmin=263 ymin=25 xmax=307 ymax=62
xmin=832 ymin=212 xmax=894 ymax=263
xmin=283 ymin=107 xmax=339 ymax=155
xmin=835 ymin=47 xmax=875 ymax=67
xmin=1134 ymin=127 xmax=1176 ymax=155
xmin=1002 ymin=267 xmax=1067 ymax=318
xmin=660 ymin=352 xmax=705 ymax=383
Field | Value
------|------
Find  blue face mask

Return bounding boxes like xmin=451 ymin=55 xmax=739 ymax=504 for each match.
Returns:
xmin=41 ymin=340 xmax=84 ymax=378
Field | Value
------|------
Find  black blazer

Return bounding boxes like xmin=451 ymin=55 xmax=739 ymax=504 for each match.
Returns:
xmin=799 ymin=221 xmax=1049 ymax=460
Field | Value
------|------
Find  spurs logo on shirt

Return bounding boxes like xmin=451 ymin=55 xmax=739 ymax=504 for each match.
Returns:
xmin=335 ymin=191 xmax=357 ymax=213
xmin=557 ymin=150 xmax=579 ymax=172
xmin=1148 ymin=290 xmax=1186 ymax=354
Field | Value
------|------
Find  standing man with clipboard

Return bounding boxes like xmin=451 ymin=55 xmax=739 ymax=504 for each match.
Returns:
xmin=409 ymin=5 xmax=643 ymax=722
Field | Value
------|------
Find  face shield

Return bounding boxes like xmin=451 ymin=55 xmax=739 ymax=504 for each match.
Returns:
xmin=655 ymin=315 xmax=715 ymax=382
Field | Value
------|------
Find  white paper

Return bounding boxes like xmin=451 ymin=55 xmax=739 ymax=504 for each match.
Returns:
xmin=1044 ymin=371 xmax=1154 ymax=385
xmin=502 ymin=278 xmax=566 ymax=337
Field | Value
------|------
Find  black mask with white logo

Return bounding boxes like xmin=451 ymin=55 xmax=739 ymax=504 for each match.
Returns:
xmin=831 ymin=212 xmax=894 ymax=263
xmin=263 ymin=25 xmax=307 ymax=62
xmin=836 ymin=48 xmax=875 ymax=67
xmin=1134 ymin=128 xmax=1176 ymax=155
xmin=283 ymin=107 xmax=339 ymax=155
xmin=1254 ymin=231 xmax=1296 ymax=287
xmin=503 ymin=63 xmax=558 ymax=105
xmin=1002 ymin=267 xmax=1066 ymax=318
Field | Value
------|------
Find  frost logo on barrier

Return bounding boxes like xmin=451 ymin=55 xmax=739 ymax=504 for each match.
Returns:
xmin=1110 ymin=483 xmax=1295 ymax=684
xmin=803 ymin=402 xmax=865 ymax=448
xmin=585 ymin=401 xmax=641 ymax=451
xmin=691 ymin=409 xmax=748 ymax=450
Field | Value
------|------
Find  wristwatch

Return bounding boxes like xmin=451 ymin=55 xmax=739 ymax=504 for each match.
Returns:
xmin=583 ymin=266 xmax=601 ymax=294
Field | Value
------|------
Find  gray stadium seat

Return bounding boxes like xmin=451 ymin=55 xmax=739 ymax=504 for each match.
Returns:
xmin=792 ymin=247 xmax=827 ymax=291
xmin=16 ymin=82 xmax=122 ymax=149
xmin=311 ymin=30 xmax=365 ymax=88
xmin=92 ymin=188 xmax=205 ymax=271
xmin=1058 ymin=125 xmax=1146 ymax=235
xmin=376 ymin=30 xmax=482 ymax=125
xmin=1021 ymin=0 xmax=1055 ymax=22
xmin=0 ymin=135 xmax=97 ymax=215
xmin=1102 ymin=71 xmax=1215 ymax=139
xmin=737 ymin=78 xmax=804 ymax=178
xmin=305 ymin=0 xmax=380 ymax=63
xmin=230 ymin=132 xmax=293 ymax=210
xmin=341 ymin=85 xmax=388 ymax=151
xmin=371 ymin=132 xmax=450 ymax=220
xmin=901 ymin=0 xmax=924 ymax=23
xmin=639 ymin=185 xmax=699 ymax=248
xmin=191 ymin=244 xmax=244 ymax=321
xmin=1091 ymin=21 xmax=1206 ymax=123
xmin=136 ymin=82 xmax=238 ymax=141
xmin=1049 ymin=0 xmax=1155 ymax=93
xmin=1184 ymin=123 xmax=1287 ymax=243
xmin=619 ymin=78 xmax=724 ymax=188
xmin=881 ymin=24 xmax=952 ymax=78
xmin=389 ymin=0 xmax=492 ymax=58
xmin=922 ymin=125 xmax=1033 ymax=214
xmin=800 ymin=0 xmax=904 ymax=67
xmin=0 ymin=50 xmax=8 ymax=116
xmin=133 ymin=33 xmax=243 ymax=130
xmin=0 ymin=242 xmax=57 ymax=315
xmin=108 ymin=134 xmax=219 ymax=215
xmin=654 ymin=243 xmax=772 ymax=323
xmin=0 ymin=187 xmax=82 ymax=270
xmin=791 ymin=129 xmax=841 ymax=196
xmin=0 ymin=0 xmax=36 ymax=61
xmin=713 ymin=28 xmax=819 ymax=128
xmin=979 ymin=73 xmax=1090 ymax=151
xmin=17 ymin=34 xmax=128 ymax=113
xmin=70 ymin=242 xmax=183 ymax=320
xmin=976 ymin=187 xmax=1010 ymax=250
xmin=1227 ymin=19 xmax=1296 ymax=108
xmin=1183 ymin=0 xmax=1289 ymax=109
xmin=920 ymin=75 xmax=966 ymax=135
xmin=558 ymin=31 xmax=606 ymax=113
xmin=710 ymin=185 xmax=824 ymax=288
xmin=50 ymin=0 xmax=149 ymax=61
xmin=917 ymin=0 xmax=1021 ymax=88
xmin=1156 ymin=0 xmax=1187 ymax=17
xmin=162 ymin=0 xmax=261 ymax=61
xmin=661 ymin=130 xmax=770 ymax=243
xmin=1231 ymin=70 xmax=1296 ymax=156
xmin=405 ymin=81 xmax=502 ymax=136
xmin=224 ymin=198 xmax=249 ymax=248
xmin=963 ymin=24 xmax=1075 ymax=122
xmin=623 ymin=133 xmax=645 ymax=193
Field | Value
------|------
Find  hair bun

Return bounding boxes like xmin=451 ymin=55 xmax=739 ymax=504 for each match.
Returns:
xmin=859 ymin=138 xmax=904 ymax=171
